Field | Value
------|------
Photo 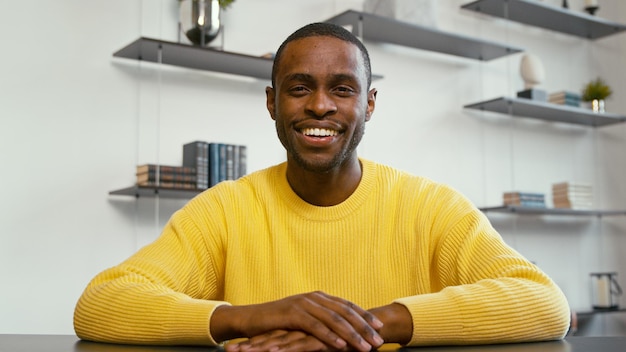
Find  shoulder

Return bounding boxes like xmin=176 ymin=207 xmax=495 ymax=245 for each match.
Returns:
xmin=362 ymin=158 xmax=477 ymax=213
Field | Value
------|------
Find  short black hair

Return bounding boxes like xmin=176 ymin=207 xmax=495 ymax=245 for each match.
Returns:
xmin=271 ymin=22 xmax=372 ymax=89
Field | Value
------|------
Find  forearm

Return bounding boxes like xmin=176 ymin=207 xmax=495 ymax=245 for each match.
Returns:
xmin=394 ymin=278 xmax=570 ymax=346
xmin=74 ymin=272 xmax=224 ymax=345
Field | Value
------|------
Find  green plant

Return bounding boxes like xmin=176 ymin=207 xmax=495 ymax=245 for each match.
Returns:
xmin=581 ymin=77 xmax=613 ymax=101
xmin=218 ymin=0 xmax=235 ymax=9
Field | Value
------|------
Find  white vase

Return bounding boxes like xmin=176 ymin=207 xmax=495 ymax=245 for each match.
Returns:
xmin=519 ymin=53 xmax=545 ymax=90
xmin=591 ymin=99 xmax=605 ymax=113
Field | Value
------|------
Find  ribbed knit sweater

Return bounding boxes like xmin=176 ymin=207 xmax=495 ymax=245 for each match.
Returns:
xmin=74 ymin=159 xmax=570 ymax=346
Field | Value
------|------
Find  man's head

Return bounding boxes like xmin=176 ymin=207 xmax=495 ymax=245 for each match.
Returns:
xmin=271 ymin=22 xmax=372 ymax=90
xmin=266 ymin=22 xmax=377 ymax=175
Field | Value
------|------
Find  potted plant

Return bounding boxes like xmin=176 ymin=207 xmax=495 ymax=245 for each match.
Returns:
xmin=581 ymin=77 xmax=612 ymax=112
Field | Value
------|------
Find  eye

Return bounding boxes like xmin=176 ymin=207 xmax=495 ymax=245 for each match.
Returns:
xmin=333 ymin=86 xmax=356 ymax=97
xmin=288 ymin=85 xmax=309 ymax=96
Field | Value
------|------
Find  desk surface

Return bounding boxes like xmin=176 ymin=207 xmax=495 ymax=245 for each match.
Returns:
xmin=2 ymin=335 xmax=626 ymax=352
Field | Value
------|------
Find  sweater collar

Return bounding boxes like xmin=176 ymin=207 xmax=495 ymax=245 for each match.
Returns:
xmin=273 ymin=158 xmax=376 ymax=221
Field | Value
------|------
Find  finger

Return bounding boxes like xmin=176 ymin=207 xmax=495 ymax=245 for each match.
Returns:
xmin=307 ymin=292 xmax=384 ymax=350
xmin=247 ymin=330 xmax=301 ymax=351
xmin=273 ymin=334 xmax=334 ymax=352
xmin=227 ymin=330 xmax=290 ymax=352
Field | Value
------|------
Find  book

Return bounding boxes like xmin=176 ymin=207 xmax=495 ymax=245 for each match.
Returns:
xmin=136 ymin=180 xmax=198 ymax=189
xmin=226 ymin=144 xmax=235 ymax=180
xmin=503 ymin=191 xmax=545 ymax=201
xmin=209 ymin=143 xmax=221 ymax=187
xmin=136 ymin=164 xmax=196 ymax=175
xmin=553 ymin=199 xmax=593 ymax=210
xmin=503 ymin=191 xmax=546 ymax=208
xmin=136 ymin=172 xmax=197 ymax=184
xmin=552 ymin=181 xmax=592 ymax=192
xmin=183 ymin=141 xmax=210 ymax=190
xmin=238 ymin=145 xmax=247 ymax=178
xmin=551 ymin=181 xmax=594 ymax=209
xmin=549 ymin=91 xmax=581 ymax=100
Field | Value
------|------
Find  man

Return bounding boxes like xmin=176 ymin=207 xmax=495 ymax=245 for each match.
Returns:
xmin=74 ymin=22 xmax=570 ymax=351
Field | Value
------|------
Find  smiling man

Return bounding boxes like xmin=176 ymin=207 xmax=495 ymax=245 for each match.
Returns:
xmin=74 ymin=23 xmax=571 ymax=352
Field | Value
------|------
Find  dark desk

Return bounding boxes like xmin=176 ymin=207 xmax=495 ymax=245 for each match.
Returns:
xmin=2 ymin=335 xmax=626 ymax=352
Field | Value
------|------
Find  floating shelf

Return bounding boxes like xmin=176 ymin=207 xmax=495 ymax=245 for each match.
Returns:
xmin=464 ymin=97 xmax=626 ymax=127
xmin=479 ymin=205 xmax=626 ymax=217
xmin=324 ymin=10 xmax=522 ymax=61
xmin=113 ymin=37 xmax=274 ymax=80
xmin=113 ymin=37 xmax=383 ymax=80
xmin=109 ymin=186 xmax=202 ymax=199
xmin=461 ymin=0 xmax=626 ymax=40
xmin=576 ymin=308 xmax=626 ymax=317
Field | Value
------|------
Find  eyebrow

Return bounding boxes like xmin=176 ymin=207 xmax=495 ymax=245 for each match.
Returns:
xmin=283 ymin=72 xmax=359 ymax=85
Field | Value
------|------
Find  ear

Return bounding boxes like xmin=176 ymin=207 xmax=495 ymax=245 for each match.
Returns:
xmin=365 ymin=88 xmax=377 ymax=122
xmin=266 ymin=86 xmax=276 ymax=120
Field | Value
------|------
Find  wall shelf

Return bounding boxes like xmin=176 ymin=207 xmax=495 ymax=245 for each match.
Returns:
xmin=324 ymin=10 xmax=523 ymax=61
xmin=461 ymin=0 xmax=626 ymax=40
xmin=113 ymin=37 xmax=274 ymax=80
xmin=479 ymin=205 xmax=626 ymax=217
xmin=109 ymin=186 xmax=202 ymax=200
xmin=464 ymin=97 xmax=626 ymax=127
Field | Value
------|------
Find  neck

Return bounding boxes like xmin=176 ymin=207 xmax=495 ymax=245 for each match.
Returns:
xmin=286 ymin=156 xmax=362 ymax=206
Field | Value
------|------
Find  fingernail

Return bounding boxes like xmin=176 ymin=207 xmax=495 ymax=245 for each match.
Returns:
xmin=372 ymin=318 xmax=384 ymax=329
xmin=361 ymin=340 xmax=372 ymax=351
xmin=374 ymin=335 xmax=384 ymax=346
xmin=336 ymin=338 xmax=347 ymax=348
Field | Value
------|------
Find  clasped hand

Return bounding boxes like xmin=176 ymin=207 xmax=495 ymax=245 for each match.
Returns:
xmin=212 ymin=291 xmax=385 ymax=352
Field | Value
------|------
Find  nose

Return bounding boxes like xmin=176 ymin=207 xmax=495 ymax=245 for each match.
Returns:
xmin=305 ymin=90 xmax=337 ymax=118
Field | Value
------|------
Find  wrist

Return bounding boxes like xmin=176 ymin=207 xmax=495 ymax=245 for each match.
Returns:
xmin=369 ymin=303 xmax=413 ymax=345
xmin=210 ymin=305 xmax=246 ymax=343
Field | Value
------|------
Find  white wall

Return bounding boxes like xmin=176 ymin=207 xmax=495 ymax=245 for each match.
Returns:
xmin=1 ymin=0 xmax=625 ymax=334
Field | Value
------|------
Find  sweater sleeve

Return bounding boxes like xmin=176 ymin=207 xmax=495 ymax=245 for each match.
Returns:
xmin=394 ymin=191 xmax=571 ymax=346
xmin=73 ymin=202 xmax=229 ymax=346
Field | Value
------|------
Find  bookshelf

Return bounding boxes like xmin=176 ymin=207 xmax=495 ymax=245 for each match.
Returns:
xmin=464 ymin=97 xmax=626 ymax=127
xmin=461 ymin=0 xmax=626 ymax=39
xmin=109 ymin=186 xmax=202 ymax=200
xmin=324 ymin=10 xmax=522 ymax=61
xmin=479 ymin=205 xmax=626 ymax=217
xmin=113 ymin=37 xmax=274 ymax=79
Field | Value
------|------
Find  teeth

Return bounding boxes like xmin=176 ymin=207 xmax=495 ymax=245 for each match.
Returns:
xmin=301 ymin=128 xmax=338 ymax=137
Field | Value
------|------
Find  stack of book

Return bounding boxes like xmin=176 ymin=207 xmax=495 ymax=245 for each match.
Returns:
xmin=183 ymin=141 xmax=247 ymax=188
xmin=549 ymin=91 xmax=581 ymax=107
xmin=503 ymin=191 xmax=546 ymax=208
xmin=136 ymin=164 xmax=198 ymax=190
xmin=552 ymin=182 xmax=593 ymax=209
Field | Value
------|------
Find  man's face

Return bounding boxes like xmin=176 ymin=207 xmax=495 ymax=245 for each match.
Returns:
xmin=266 ymin=36 xmax=376 ymax=173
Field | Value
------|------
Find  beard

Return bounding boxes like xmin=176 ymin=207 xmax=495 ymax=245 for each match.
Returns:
xmin=276 ymin=117 xmax=366 ymax=174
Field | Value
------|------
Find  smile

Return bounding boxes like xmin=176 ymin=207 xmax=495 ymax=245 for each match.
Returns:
xmin=300 ymin=128 xmax=338 ymax=137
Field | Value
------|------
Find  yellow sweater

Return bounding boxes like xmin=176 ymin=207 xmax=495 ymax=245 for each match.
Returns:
xmin=74 ymin=159 xmax=570 ymax=346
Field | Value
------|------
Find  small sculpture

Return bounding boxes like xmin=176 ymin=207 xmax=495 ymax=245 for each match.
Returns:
xmin=518 ymin=53 xmax=547 ymax=101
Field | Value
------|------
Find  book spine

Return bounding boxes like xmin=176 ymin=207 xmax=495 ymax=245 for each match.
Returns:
xmin=219 ymin=143 xmax=227 ymax=183
xmin=209 ymin=143 xmax=220 ymax=187
xmin=233 ymin=144 xmax=240 ymax=180
xmin=137 ymin=180 xmax=198 ymax=189
xmin=238 ymin=145 xmax=247 ymax=178
xmin=137 ymin=172 xmax=197 ymax=183
xmin=225 ymin=144 xmax=235 ymax=180
xmin=136 ymin=164 xmax=196 ymax=175
xmin=182 ymin=141 xmax=209 ymax=190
